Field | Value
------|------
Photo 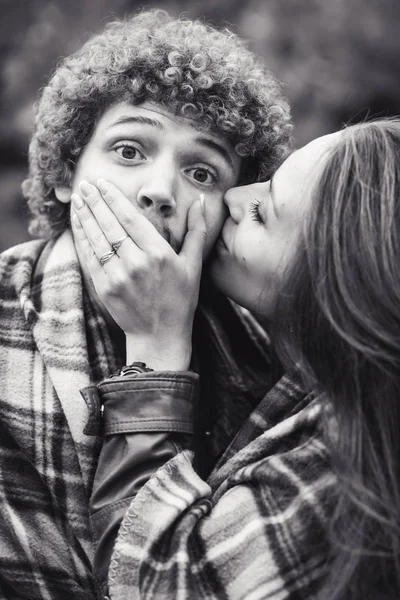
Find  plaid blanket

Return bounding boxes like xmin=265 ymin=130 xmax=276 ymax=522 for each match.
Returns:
xmin=0 ymin=233 xmax=100 ymax=599
xmin=0 ymin=230 xmax=276 ymax=599
xmin=108 ymin=375 xmax=337 ymax=600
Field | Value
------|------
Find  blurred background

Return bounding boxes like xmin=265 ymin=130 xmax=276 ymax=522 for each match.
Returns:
xmin=1 ymin=0 xmax=399 ymax=251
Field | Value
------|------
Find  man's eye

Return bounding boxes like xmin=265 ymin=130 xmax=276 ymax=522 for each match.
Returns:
xmin=187 ymin=167 xmax=216 ymax=184
xmin=114 ymin=144 xmax=144 ymax=161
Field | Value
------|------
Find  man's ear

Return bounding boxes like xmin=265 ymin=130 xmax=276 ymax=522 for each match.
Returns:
xmin=54 ymin=186 xmax=72 ymax=204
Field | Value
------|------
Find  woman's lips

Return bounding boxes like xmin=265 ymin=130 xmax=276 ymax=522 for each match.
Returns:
xmin=215 ymin=235 xmax=230 ymax=254
xmin=216 ymin=219 xmax=234 ymax=254
xmin=217 ymin=235 xmax=227 ymax=248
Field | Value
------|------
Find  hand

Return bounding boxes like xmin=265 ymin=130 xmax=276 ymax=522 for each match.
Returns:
xmin=71 ymin=180 xmax=206 ymax=370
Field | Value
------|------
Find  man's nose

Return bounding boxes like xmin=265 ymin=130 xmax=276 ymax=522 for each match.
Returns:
xmin=136 ymin=163 xmax=177 ymax=216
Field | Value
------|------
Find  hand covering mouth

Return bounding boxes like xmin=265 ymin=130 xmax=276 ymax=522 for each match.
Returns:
xmin=151 ymin=220 xmax=182 ymax=254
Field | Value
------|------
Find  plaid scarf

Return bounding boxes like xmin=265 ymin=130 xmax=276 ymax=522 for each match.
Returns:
xmin=0 ymin=233 xmax=100 ymax=598
xmin=0 ymin=230 xmax=276 ymax=599
xmin=109 ymin=376 xmax=338 ymax=600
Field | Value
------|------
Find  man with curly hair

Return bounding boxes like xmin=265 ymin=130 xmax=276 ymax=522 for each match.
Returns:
xmin=0 ymin=9 xmax=291 ymax=599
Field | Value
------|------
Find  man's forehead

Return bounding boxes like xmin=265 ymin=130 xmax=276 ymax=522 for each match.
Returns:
xmin=99 ymin=101 xmax=240 ymax=165
xmin=109 ymin=100 xmax=217 ymax=135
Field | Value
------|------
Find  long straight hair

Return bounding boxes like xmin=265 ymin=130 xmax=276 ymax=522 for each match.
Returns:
xmin=274 ymin=120 xmax=400 ymax=599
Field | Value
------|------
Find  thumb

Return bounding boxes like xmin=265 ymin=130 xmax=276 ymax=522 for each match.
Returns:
xmin=180 ymin=194 xmax=207 ymax=270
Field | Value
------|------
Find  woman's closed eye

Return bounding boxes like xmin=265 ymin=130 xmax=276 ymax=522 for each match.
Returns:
xmin=249 ymin=198 xmax=264 ymax=223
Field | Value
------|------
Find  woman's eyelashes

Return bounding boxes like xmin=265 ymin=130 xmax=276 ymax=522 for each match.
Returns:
xmin=249 ymin=198 xmax=264 ymax=223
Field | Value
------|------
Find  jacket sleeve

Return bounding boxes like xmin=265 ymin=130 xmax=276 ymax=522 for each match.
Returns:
xmin=90 ymin=373 xmax=334 ymax=600
xmin=88 ymin=371 xmax=198 ymax=597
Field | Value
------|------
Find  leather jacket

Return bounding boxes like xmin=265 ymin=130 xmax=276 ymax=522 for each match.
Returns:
xmin=83 ymin=371 xmax=198 ymax=597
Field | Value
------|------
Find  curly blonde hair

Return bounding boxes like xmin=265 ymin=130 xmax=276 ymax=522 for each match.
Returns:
xmin=23 ymin=9 xmax=292 ymax=239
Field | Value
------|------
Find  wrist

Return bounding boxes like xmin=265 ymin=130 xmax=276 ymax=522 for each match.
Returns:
xmin=125 ymin=336 xmax=192 ymax=371
xmin=110 ymin=362 xmax=154 ymax=378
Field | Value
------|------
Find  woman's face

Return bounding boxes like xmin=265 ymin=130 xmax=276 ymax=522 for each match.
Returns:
xmin=210 ymin=132 xmax=341 ymax=317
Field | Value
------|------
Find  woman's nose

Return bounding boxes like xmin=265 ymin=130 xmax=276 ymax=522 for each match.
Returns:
xmin=224 ymin=185 xmax=249 ymax=223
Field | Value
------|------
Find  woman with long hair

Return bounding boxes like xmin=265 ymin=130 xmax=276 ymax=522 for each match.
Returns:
xmin=74 ymin=119 xmax=400 ymax=598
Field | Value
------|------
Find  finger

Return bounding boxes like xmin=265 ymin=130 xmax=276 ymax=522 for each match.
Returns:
xmin=79 ymin=181 xmax=136 ymax=256
xmin=71 ymin=212 xmax=107 ymax=283
xmin=72 ymin=193 xmax=120 ymax=274
xmin=179 ymin=195 xmax=207 ymax=274
xmin=97 ymin=179 xmax=171 ymax=254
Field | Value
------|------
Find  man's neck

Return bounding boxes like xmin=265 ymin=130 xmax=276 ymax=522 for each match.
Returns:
xmin=82 ymin=271 xmax=127 ymax=359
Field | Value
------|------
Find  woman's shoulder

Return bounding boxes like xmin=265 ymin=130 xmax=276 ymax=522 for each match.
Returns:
xmin=207 ymin=388 xmax=336 ymax=578
xmin=211 ymin=375 xmax=336 ymax=511
xmin=216 ymin=372 xmax=328 ymax=467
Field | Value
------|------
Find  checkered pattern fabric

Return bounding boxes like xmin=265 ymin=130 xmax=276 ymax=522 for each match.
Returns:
xmin=0 ymin=233 xmax=100 ymax=598
xmin=108 ymin=375 xmax=337 ymax=600
xmin=0 ymin=230 xmax=276 ymax=599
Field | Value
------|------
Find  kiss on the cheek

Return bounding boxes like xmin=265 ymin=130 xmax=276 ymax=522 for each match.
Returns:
xmin=56 ymin=101 xmax=242 ymax=264
xmin=0 ymin=9 xmax=296 ymax=600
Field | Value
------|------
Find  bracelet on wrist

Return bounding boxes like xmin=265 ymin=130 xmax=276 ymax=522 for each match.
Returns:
xmin=109 ymin=361 xmax=154 ymax=378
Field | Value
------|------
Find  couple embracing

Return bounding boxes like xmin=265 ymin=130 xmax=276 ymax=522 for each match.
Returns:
xmin=0 ymin=9 xmax=398 ymax=600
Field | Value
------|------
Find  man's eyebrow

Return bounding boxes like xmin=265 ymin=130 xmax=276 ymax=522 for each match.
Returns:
xmin=194 ymin=136 xmax=235 ymax=170
xmin=107 ymin=115 xmax=164 ymax=130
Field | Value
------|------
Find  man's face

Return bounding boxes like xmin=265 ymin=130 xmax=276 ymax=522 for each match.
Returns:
xmin=63 ymin=101 xmax=241 ymax=259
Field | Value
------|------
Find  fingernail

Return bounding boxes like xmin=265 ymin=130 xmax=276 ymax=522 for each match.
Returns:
xmin=71 ymin=193 xmax=84 ymax=209
xmin=199 ymin=193 xmax=205 ymax=215
xmin=79 ymin=180 xmax=94 ymax=198
xmin=97 ymin=179 xmax=109 ymax=195
xmin=72 ymin=213 xmax=82 ymax=228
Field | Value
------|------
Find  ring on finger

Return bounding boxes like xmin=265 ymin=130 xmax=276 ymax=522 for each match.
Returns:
xmin=111 ymin=235 xmax=128 ymax=253
xmin=99 ymin=250 xmax=116 ymax=265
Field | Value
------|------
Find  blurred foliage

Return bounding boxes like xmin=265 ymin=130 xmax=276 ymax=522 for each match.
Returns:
xmin=1 ymin=0 xmax=399 ymax=250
